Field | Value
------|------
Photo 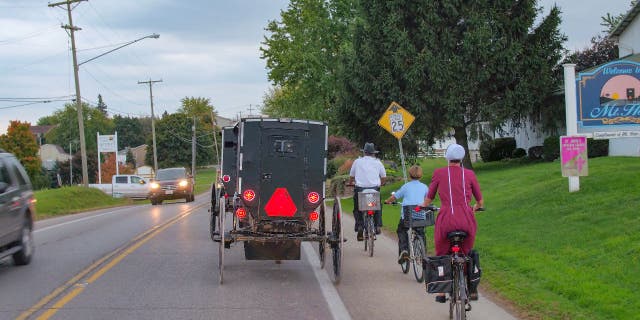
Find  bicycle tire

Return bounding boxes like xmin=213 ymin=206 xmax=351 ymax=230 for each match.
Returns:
xmin=450 ymin=263 xmax=467 ymax=320
xmin=412 ymin=237 xmax=425 ymax=282
xmin=366 ymin=215 xmax=375 ymax=257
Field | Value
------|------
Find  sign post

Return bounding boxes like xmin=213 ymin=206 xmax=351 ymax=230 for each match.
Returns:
xmin=378 ymin=101 xmax=415 ymax=183
xmin=563 ymin=64 xmax=581 ymax=192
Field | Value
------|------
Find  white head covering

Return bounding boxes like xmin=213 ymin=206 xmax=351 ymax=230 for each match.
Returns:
xmin=445 ymin=143 xmax=465 ymax=161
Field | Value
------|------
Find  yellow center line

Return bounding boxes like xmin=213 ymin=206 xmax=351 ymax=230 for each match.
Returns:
xmin=17 ymin=203 xmax=206 ymax=320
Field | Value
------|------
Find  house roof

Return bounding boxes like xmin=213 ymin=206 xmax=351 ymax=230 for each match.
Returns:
xmin=610 ymin=2 xmax=640 ymax=38
xmin=29 ymin=125 xmax=57 ymax=135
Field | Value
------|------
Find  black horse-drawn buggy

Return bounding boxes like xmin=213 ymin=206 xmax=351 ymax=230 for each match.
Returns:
xmin=210 ymin=118 xmax=343 ymax=284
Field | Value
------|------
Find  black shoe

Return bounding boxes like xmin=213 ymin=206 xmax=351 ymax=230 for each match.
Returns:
xmin=357 ymin=230 xmax=363 ymax=241
xmin=435 ymin=295 xmax=446 ymax=303
xmin=397 ymin=250 xmax=409 ymax=264
xmin=469 ymin=292 xmax=478 ymax=301
xmin=375 ymin=227 xmax=381 ymax=235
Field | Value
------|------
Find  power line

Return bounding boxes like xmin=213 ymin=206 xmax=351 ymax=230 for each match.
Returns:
xmin=0 ymin=99 xmax=71 ymax=110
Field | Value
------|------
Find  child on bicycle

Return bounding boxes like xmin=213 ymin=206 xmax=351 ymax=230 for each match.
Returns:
xmin=384 ymin=165 xmax=428 ymax=265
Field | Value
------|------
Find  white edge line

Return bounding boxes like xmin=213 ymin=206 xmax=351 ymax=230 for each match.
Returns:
xmin=34 ymin=206 xmax=139 ymax=234
xmin=301 ymin=242 xmax=352 ymax=320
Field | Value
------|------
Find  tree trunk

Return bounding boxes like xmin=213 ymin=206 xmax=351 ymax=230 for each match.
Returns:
xmin=453 ymin=126 xmax=473 ymax=170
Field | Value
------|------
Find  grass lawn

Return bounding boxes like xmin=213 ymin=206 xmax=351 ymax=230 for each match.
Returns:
xmin=345 ymin=156 xmax=639 ymax=319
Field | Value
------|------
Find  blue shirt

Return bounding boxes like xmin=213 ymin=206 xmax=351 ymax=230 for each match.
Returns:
xmin=394 ymin=180 xmax=428 ymax=207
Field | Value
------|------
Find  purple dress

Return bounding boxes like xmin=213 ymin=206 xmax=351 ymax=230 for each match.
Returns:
xmin=427 ymin=165 xmax=483 ymax=255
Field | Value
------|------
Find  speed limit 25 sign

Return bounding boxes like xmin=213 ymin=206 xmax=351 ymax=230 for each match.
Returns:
xmin=377 ymin=101 xmax=415 ymax=139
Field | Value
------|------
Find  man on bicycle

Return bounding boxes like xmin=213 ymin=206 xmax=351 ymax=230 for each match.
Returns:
xmin=349 ymin=142 xmax=386 ymax=241
xmin=384 ymin=165 xmax=428 ymax=264
xmin=422 ymin=143 xmax=484 ymax=302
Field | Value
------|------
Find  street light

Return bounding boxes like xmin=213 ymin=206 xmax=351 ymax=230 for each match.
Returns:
xmin=69 ymin=33 xmax=159 ymax=187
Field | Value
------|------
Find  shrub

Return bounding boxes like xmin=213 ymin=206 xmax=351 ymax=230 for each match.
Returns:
xmin=588 ymin=138 xmax=609 ymax=158
xmin=479 ymin=139 xmax=495 ymax=162
xmin=480 ymin=137 xmax=517 ymax=162
xmin=328 ymin=135 xmax=357 ymax=159
xmin=326 ymin=161 xmax=337 ymax=178
xmin=528 ymin=146 xmax=544 ymax=160
xmin=337 ymin=158 xmax=354 ymax=176
xmin=543 ymin=136 xmax=560 ymax=161
xmin=512 ymin=148 xmax=526 ymax=158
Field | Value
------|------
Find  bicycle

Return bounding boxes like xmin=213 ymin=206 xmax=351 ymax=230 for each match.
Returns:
xmin=390 ymin=203 xmax=438 ymax=282
xmin=446 ymin=230 xmax=471 ymax=320
xmin=357 ymin=188 xmax=380 ymax=257
xmin=446 ymin=208 xmax=483 ymax=320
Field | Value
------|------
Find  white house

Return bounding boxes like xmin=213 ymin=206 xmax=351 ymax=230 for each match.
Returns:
xmin=38 ymin=144 xmax=70 ymax=170
xmin=607 ymin=2 xmax=640 ymax=156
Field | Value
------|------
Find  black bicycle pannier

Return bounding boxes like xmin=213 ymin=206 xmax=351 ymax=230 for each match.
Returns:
xmin=424 ymin=255 xmax=452 ymax=293
xmin=467 ymin=249 xmax=482 ymax=295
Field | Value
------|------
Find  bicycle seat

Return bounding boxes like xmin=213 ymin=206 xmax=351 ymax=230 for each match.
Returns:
xmin=447 ymin=231 xmax=467 ymax=241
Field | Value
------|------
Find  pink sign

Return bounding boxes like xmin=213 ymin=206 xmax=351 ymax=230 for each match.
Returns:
xmin=560 ymin=136 xmax=588 ymax=177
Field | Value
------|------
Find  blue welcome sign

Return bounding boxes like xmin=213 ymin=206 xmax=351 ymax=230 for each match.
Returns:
xmin=576 ymin=60 xmax=640 ymax=132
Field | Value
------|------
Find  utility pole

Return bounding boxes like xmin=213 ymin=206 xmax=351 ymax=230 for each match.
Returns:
xmin=49 ymin=0 xmax=89 ymax=186
xmin=138 ymin=79 xmax=162 ymax=174
xmin=192 ymin=116 xmax=196 ymax=180
xmin=248 ymin=104 xmax=254 ymax=115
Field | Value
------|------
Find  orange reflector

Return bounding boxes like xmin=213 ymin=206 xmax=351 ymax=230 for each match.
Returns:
xmin=243 ymin=189 xmax=256 ymax=201
xmin=307 ymin=191 xmax=320 ymax=204
xmin=309 ymin=211 xmax=319 ymax=221
xmin=236 ymin=207 xmax=247 ymax=219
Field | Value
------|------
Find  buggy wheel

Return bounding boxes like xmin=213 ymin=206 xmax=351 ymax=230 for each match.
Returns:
xmin=412 ymin=237 xmax=425 ymax=282
xmin=209 ymin=210 xmax=217 ymax=241
xmin=319 ymin=201 xmax=326 ymax=269
xmin=331 ymin=197 xmax=343 ymax=284
xmin=366 ymin=215 xmax=375 ymax=257
xmin=218 ymin=197 xmax=225 ymax=284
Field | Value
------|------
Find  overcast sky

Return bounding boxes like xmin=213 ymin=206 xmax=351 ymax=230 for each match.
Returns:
xmin=0 ymin=0 xmax=634 ymax=134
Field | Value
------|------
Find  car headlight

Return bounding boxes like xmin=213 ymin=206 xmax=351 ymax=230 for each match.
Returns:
xmin=179 ymin=180 xmax=188 ymax=187
xmin=150 ymin=182 xmax=160 ymax=189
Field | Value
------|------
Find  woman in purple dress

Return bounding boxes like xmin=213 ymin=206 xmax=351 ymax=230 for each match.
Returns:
xmin=422 ymin=143 xmax=484 ymax=302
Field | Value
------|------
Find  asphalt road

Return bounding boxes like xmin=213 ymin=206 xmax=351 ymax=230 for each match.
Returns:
xmin=0 ymin=194 xmax=517 ymax=320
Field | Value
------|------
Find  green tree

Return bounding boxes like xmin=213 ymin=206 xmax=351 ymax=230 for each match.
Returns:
xmin=114 ymin=115 xmax=145 ymax=148
xmin=260 ymin=0 xmax=356 ymax=124
xmin=43 ymin=103 xmax=114 ymax=154
xmin=0 ymin=120 xmax=41 ymax=177
xmin=97 ymin=94 xmax=108 ymax=116
xmin=145 ymin=113 xmax=214 ymax=169
xmin=601 ymin=1 xmax=637 ymax=33
xmin=178 ymin=97 xmax=216 ymax=124
xmin=337 ymin=1 xmax=565 ymax=168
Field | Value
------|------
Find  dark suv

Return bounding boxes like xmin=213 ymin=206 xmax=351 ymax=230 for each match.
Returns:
xmin=0 ymin=150 xmax=35 ymax=265
xmin=149 ymin=167 xmax=195 ymax=205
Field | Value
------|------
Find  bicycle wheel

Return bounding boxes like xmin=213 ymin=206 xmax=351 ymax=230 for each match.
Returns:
xmin=450 ymin=264 xmax=467 ymax=320
xmin=411 ymin=236 xmax=425 ymax=282
xmin=366 ymin=215 xmax=375 ymax=257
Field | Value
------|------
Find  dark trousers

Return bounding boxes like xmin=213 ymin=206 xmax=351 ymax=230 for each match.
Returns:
xmin=396 ymin=220 xmax=425 ymax=254
xmin=353 ymin=186 xmax=382 ymax=231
